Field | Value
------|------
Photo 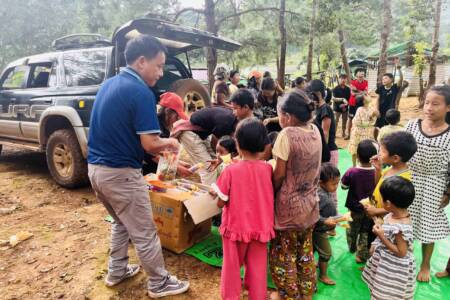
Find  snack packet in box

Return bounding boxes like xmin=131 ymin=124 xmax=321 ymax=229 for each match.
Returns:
xmin=156 ymin=150 xmax=180 ymax=181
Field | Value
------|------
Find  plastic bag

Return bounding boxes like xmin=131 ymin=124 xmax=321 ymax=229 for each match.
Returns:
xmin=156 ymin=150 xmax=180 ymax=181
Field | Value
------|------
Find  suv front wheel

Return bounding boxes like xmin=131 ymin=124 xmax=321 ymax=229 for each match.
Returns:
xmin=46 ymin=129 xmax=88 ymax=188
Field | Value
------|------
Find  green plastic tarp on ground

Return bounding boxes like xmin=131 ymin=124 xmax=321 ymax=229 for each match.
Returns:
xmin=185 ymin=149 xmax=450 ymax=299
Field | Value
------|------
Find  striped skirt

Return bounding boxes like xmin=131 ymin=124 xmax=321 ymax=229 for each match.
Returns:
xmin=362 ymin=249 xmax=416 ymax=300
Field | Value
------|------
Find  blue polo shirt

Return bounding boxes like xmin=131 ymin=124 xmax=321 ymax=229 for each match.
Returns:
xmin=87 ymin=67 xmax=160 ymax=169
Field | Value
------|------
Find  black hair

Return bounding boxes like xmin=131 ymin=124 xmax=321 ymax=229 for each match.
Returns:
xmin=355 ymin=94 xmax=365 ymax=106
xmin=124 ymin=35 xmax=167 ymax=65
xmin=230 ymin=89 xmax=255 ymax=110
xmin=354 ymin=68 xmax=366 ymax=76
xmin=230 ymin=70 xmax=239 ymax=79
xmin=427 ymin=84 xmax=450 ymax=105
xmin=320 ymin=162 xmax=341 ymax=182
xmin=157 ymin=106 xmax=177 ymax=118
xmin=339 ymin=74 xmax=348 ymax=79
xmin=263 ymin=71 xmax=272 ymax=78
xmin=218 ymin=135 xmax=237 ymax=156
xmin=379 ymin=176 xmax=415 ymax=209
xmin=385 ymin=109 xmax=400 ymax=125
xmin=261 ymin=77 xmax=276 ymax=91
xmin=267 ymin=131 xmax=279 ymax=147
xmin=294 ymin=77 xmax=305 ymax=86
xmin=235 ymin=119 xmax=268 ymax=153
xmin=237 ymin=83 xmax=246 ymax=89
xmin=357 ymin=139 xmax=378 ymax=164
xmin=381 ymin=131 xmax=417 ymax=162
xmin=383 ymin=73 xmax=394 ymax=80
xmin=280 ymin=91 xmax=315 ymax=123
xmin=309 ymin=79 xmax=326 ymax=99
xmin=247 ymin=77 xmax=259 ymax=90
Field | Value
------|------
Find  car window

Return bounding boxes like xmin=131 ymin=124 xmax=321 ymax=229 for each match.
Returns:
xmin=63 ymin=49 xmax=107 ymax=86
xmin=1 ymin=66 xmax=29 ymax=89
xmin=164 ymin=64 xmax=182 ymax=79
xmin=156 ymin=62 xmax=183 ymax=90
xmin=28 ymin=63 xmax=55 ymax=88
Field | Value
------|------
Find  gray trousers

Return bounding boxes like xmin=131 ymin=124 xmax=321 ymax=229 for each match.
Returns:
xmin=88 ymin=164 xmax=168 ymax=289
xmin=334 ymin=110 xmax=348 ymax=136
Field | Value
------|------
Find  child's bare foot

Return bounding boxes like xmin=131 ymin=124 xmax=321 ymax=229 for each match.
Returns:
xmin=435 ymin=270 xmax=449 ymax=278
xmin=319 ymin=276 xmax=336 ymax=285
xmin=417 ymin=267 xmax=431 ymax=282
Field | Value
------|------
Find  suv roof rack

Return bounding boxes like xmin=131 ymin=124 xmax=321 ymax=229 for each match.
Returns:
xmin=52 ymin=34 xmax=112 ymax=51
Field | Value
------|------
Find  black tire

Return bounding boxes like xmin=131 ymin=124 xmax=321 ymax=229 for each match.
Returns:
xmin=168 ymin=79 xmax=211 ymax=113
xmin=0 ymin=144 xmax=2 ymax=156
xmin=46 ymin=129 xmax=88 ymax=189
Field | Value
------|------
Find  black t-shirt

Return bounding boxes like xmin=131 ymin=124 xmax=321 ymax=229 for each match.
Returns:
xmin=325 ymin=87 xmax=333 ymax=104
xmin=256 ymin=91 xmax=282 ymax=132
xmin=190 ymin=106 xmax=237 ymax=140
xmin=376 ymin=83 xmax=399 ymax=116
xmin=257 ymin=91 xmax=279 ymax=117
xmin=332 ymin=85 xmax=351 ymax=112
xmin=315 ymin=103 xmax=338 ymax=151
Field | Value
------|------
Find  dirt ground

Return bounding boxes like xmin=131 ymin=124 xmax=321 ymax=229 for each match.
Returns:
xmin=0 ymin=97 xmax=422 ymax=300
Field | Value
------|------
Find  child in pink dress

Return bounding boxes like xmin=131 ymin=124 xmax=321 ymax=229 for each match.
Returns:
xmin=212 ymin=118 xmax=275 ymax=300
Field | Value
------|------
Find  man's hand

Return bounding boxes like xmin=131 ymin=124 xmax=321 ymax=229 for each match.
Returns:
xmin=166 ymin=138 xmax=180 ymax=152
xmin=323 ymin=218 xmax=337 ymax=227
xmin=372 ymin=224 xmax=384 ymax=237
xmin=140 ymin=134 xmax=180 ymax=154
xmin=440 ymin=194 xmax=449 ymax=209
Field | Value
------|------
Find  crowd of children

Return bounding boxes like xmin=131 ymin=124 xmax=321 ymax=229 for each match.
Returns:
xmin=181 ymin=68 xmax=450 ymax=300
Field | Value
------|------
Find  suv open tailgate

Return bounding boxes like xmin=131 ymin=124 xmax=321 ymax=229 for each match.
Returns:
xmin=112 ymin=18 xmax=241 ymax=56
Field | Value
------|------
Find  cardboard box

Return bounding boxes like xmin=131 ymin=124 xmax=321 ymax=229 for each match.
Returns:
xmin=149 ymin=189 xmax=220 ymax=254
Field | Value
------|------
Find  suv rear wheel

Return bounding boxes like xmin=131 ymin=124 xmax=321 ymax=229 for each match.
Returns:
xmin=46 ymin=129 xmax=88 ymax=188
xmin=169 ymin=79 xmax=211 ymax=113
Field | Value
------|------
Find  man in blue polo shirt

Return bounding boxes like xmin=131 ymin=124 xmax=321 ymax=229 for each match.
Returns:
xmin=88 ymin=35 xmax=189 ymax=297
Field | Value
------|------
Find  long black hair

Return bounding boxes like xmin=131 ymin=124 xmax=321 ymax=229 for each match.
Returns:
xmin=247 ymin=76 xmax=259 ymax=90
xmin=279 ymin=92 xmax=315 ymax=123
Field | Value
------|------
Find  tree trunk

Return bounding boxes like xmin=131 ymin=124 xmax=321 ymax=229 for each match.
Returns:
xmin=418 ymin=69 xmax=425 ymax=108
xmin=338 ymin=26 xmax=351 ymax=84
xmin=428 ymin=0 xmax=441 ymax=87
xmin=306 ymin=0 xmax=317 ymax=81
xmin=317 ymin=52 xmax=321 ymax=72
xmin=277 ymin=0 xmax=286 ymax=89
xmin=377 ymin=0 xmax=392 ymax=84
xmin=204 ymin=0 xmax=218 ymax=92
